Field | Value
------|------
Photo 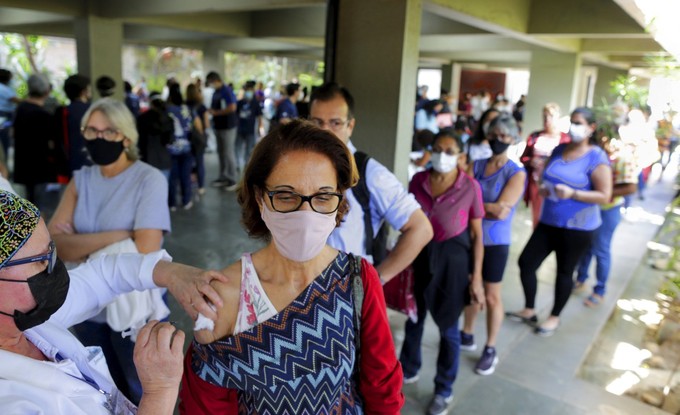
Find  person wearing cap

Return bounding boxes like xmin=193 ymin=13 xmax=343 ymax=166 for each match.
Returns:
xmin=0 ymin=190 xmax=226 ymax=414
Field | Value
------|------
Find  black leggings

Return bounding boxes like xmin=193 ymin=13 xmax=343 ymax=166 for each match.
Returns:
xmin=518 ymin=223 xmax=593 ymax=317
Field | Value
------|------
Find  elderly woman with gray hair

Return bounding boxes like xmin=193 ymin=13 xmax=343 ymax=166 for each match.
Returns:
xmin=48 ymin=98 xmax=171 ymax=404
xmin=460 ymin=113 xmax=526 ymax=376
xmin=12 ymin=74 xmax=59 ymax=206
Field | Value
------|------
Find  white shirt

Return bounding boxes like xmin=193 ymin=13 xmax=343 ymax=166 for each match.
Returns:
xmin=0 ymin=250 xmax=171 ymax=415
xmin=326 ymin=141 xmax=420 ymax=263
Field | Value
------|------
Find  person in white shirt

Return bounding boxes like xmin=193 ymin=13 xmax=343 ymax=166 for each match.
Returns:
xmin=0 ymin=190 xmax=226 ymax=414
xmin=309 ymin=82 xmax=433 ymax=282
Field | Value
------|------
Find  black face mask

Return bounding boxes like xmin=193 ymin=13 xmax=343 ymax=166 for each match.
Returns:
xmin=0 ymin=259 xmax=70 ymax=331
xmin=489 ymin=139 xmax=510 ymax=155
xmin=85 ymin=138 xmax=125 ymax=166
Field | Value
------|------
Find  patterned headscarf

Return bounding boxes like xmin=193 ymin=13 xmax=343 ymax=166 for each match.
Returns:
xmin=0 ymin=190 xmax=40 ymax=268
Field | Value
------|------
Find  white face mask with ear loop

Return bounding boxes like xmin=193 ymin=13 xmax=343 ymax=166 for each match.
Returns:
xmin=569 ymin=123 xmax=590 ymax=142
xmin=430 ymin=152 xmax=458 ymax=173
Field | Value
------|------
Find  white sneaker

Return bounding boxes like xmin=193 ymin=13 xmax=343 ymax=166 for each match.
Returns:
xmin=403 ymin=373 xmax=420 ymax=384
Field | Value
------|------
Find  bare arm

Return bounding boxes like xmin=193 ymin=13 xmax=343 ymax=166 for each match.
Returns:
xmin=612 ymin=182 xmax=637 ymax=198
xmin=484 ymin=171 xmax=527 ymax=220
xmin=193 ymin=261 xmax=241 ymax=344
xmin=468 ymin=218 xmax=485 ymax=309
xmin=48 ymin=182 xmax=131 ymax=262
xmin=377 ymin=209 xmax=433 ymax=282
xmin=134 ymin=229 xmax=163 ymax=254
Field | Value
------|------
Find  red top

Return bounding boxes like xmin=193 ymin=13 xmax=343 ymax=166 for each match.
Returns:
xmin=178 ymin=257 xmax=404 ymax=415
xmin=409 ymin=168 xmax=485 ymax=242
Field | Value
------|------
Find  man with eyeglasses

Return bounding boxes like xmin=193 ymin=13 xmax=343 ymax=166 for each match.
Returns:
xmin=0 ymin=190 xmax=226 ymax=414
xmin=309 ymin=82 xmax=433 ymax=283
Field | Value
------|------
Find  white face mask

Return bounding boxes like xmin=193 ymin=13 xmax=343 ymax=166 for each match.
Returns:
xmin=569 ymin=123 xmax=590 ymax=143
xmin=430 ymin=152 xmax=458 ymax=173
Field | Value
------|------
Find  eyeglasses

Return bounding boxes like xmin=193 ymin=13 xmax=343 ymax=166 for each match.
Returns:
xmin=0 ymin=241 xmax=57 ymax=276
xmin=81 ymin=126 xmax=121 ymax=141
xmin=309 ymin=118 xmax=350 ymax=132
xmin=266 ymin=190 xmax=343 ymax=214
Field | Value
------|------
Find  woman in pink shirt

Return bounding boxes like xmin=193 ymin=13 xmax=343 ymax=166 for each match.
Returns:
xmin=399 ymin=129 xmax=485 ymax=415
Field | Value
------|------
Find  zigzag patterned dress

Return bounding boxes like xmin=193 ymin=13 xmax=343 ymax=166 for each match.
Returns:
xmin=191 ymin=252 xmax=363 ymax=414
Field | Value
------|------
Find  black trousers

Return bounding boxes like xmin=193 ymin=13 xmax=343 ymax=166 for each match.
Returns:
xmin=518 ymin=223 xmax=593 ymax=317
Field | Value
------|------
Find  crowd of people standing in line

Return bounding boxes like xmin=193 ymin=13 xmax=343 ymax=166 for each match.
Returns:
xmin=0 ymin=64 xmax=676 ymax=415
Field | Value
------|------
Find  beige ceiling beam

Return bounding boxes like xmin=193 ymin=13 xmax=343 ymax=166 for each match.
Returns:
xmin=0 ymin=7 xmax=71 ymax=26
xmin=528 ymin=0 xmax=647 ymax=36
xmin=420 ymin=34 xmax=532 ymax=52
xmin=249 ymin=8 xmax=325 ymax=38
xmin=96 ymin=0 xmax=324 ymax=19
xmin=582 ymin=38 xmax=664 ymax=54
xmin=125 ymin=13 xmax=251 ymax=37
xmin=0 ymin=0 xmax=85 ymax=16
xmin=0 ymin=22 xmax=73 ymax=37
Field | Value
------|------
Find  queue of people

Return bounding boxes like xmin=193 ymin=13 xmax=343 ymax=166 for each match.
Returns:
xmin=0 ymin=65 xmax=675 ymax=415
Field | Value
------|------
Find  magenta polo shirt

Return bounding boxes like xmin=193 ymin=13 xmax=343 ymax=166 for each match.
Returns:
xmin=409 ymin=168 xmax=485 ymax=242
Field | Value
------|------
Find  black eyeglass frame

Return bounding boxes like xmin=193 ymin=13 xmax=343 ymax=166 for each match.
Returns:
xmin=265 ymin=190 xmax=344 ymax=214
xmin=0 ymin=241 xmax=57 ymax=278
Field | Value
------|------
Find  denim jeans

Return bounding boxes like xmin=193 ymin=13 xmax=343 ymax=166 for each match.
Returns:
xmin=576 ymin=206 xmax=622 ymax=296
xmin=235 ymin=132 xmax=256 ymax=172
xmin=71 ymin=320 xmax=142 ymax=405
xmin=400 ymin=308 xmax=460 ymax=398
xmin=193 ymin=150 xmax=205 ymax=189
xmin=399 ymin=238 xmax=469 ymax=399
xmin=169 ymin=152 xmax=194 ymax=207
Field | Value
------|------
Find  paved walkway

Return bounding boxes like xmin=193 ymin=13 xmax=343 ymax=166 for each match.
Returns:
xmin=164 ymin=153 xmax=678 ymax=415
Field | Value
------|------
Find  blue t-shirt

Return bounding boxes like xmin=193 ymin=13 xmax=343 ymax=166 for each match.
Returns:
xmin=274 ymin=98 xmax=298 ymax=122
xmin=73 ymin=161 xmax=171 ymax=234
xmin=473 ymin=158 xmax=525 ymax=246
xmin=0 ymin=83 xmax=16 ymax=115
xmin=166 ymin=104 xmax=192 ymax=155
xmin=237 ymin=98 xmax=263 ymax=135
xmin=540 ymin=144 xmax=610 ymax=231
xmin=210 ymin=85 xmax=237 ymax=130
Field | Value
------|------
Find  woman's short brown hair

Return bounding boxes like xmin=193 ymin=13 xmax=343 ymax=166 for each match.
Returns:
xmin=238 ymin=120 xmax=359 ymax=240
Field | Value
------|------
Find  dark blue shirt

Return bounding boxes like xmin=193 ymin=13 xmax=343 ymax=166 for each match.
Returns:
xmin=66 ymin=101 xmax=92 ymax=173
xmin=237 ymin=99 xmax=262 ymax=135
xmin=274 ymin=98 xmax=298 ymax=122
xmin=210 ymin=85 xmax=237 ymax=130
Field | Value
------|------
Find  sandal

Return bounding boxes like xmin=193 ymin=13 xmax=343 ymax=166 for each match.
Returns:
xmin=584 ymin=294 xmax=603 ymax=308
xmin=572 ymin=281 xmax=585 ymax=292
xmin=505 ymin=311 xmax=538 ymax=325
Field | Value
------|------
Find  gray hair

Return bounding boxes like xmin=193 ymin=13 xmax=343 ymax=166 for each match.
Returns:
xmin=488 ymin=113 xmax=521 ymax=143
xmin=81 ymin=98 xmax=139 ymax=161
xmin=27 ymin=74 xmax=51 ymax=98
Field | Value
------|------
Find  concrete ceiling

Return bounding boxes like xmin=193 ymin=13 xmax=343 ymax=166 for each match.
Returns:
xmin=0 ymin=0 xmax=672 ymax=73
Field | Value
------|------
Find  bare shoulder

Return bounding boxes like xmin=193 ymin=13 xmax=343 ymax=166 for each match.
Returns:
xmin=194 ymin=260 xmax=242 ymax=345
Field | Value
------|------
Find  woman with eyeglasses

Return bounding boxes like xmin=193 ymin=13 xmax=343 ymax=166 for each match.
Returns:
xmin=506 ymin=107 xmax=612 ymax=337
xmin=179 ymin=120 xmax=404 ymax=414
xmin=48 ymin=98 xmax=171 ymax=404
xmin=400 ymin=128 xmax=485 ymax=415
xmin=460 ymin=114 xmax=526 ymax=377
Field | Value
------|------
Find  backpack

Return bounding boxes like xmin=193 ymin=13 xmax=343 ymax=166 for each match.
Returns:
xmin=351 ymin=151 xmax=389 ymax=266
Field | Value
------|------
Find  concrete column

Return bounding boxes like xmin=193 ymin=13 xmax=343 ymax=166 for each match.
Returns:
xmin=441 ymin=63 xmax=453 ymax=94
xmin=524 ymin=50 xmax=582 ymax=136
xmin=74 ymin=16 xmax=123 ymax=100
xmin=333 ymin=0 xmax=422 ymax=181
xmin=593 ymin=65 xmax=628 ymax=106
xmin=202 ymin=41 xmax=226 ymax=77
